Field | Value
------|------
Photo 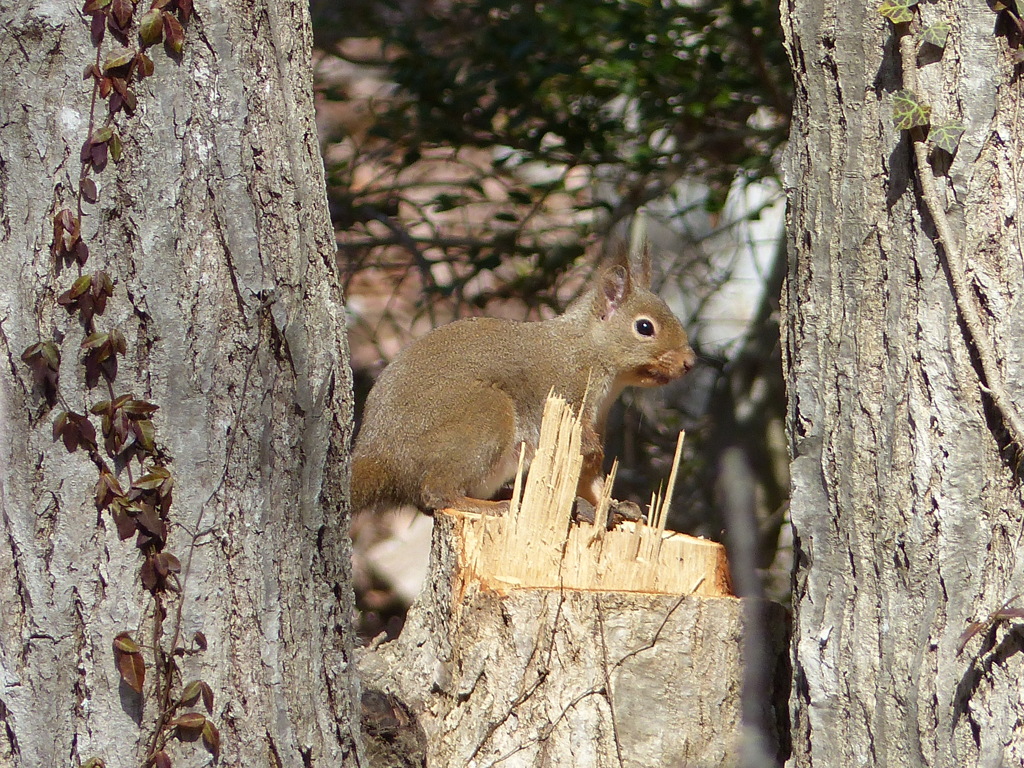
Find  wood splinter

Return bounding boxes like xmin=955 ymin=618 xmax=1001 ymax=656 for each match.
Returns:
xmin=446 ymin=393 xmax=733 ymax=597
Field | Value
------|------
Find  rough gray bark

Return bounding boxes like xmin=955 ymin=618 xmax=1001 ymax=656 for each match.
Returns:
xmin=782 ymin=0 xmax=1024 ymax=765
xmin=0 ymin=2 xmax=358 ymax=766
xmin=359 ymin=511 xmax=790 ymax=767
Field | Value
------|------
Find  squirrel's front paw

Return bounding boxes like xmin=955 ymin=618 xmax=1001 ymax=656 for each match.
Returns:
xmin=571 ymin=497 xmax=645 ymax=529
xmin=608 ymin=499 xmax=644 ymax=525
xmin=572 ymin=497 xmax=597 ymax=525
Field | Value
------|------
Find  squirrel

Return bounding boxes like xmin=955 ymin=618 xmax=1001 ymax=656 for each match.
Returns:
xmin=350 ymin=248 xmax=695 ymax=517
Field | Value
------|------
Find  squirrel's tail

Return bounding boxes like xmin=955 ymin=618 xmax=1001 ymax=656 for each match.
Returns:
xmin=350 ymin=454 xmax=401 ymax=513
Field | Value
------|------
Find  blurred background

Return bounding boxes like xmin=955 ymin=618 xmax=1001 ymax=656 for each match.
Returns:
xmin=307 ymin=0 xmax=793 ymax=644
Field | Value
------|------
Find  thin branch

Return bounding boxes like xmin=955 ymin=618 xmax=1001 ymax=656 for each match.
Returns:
xmin=899 ymin=34 xmax=1024 ymax=449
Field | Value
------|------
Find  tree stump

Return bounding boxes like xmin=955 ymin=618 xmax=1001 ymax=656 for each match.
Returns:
xmin=358 ymin=397 xmax=789 ymax=767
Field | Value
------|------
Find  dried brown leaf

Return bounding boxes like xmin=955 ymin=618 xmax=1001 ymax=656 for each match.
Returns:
xmin=81 ymin=177 xmax=99 ymax=204
xmin=91 ymin=12 xmax=106 ymax=45
xmin=163 ymin=11 xmax=184 ymax=54
xmin=200 ymin=680 xmax=214 ymax=713
xmin=113 ymin=632 xmax=145 ymax=693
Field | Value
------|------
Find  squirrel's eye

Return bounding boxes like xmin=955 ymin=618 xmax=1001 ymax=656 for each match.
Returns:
xmin=635 ymin=318 xmax=655 ymax=337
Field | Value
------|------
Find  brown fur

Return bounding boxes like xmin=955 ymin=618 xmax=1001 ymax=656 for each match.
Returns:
xmin=351 ymin=250 xmax=695 ymax=513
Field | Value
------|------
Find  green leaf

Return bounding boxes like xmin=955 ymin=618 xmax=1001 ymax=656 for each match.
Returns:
xmin=108 ymin=328 xmax=127 ymax=355
xmin=920 ymin=21 xmax=950 ymax=49
xmin=135 ymin=418 xmax=157 ymax=452
xmin=878 ymin=0 xmax=916 ymax=23
xmin=430 ymin=193 xmax=464 ymax=212
xmin=94 ymin=270 xmax=115 ymax=296
xmin=931 ymin=121 xmax=965 ymax=154
xmin=180 ymin=679 xmax=204 ymax=706
xmin=92 ymin=125 xmax=113 ymax=144
xmin=21 ymin=342 xmax=43 ymax=363
xmin=202 ymin=720 xmax=221 ymax=758
xmin=134 ymin=470 xmax=167 ymax=490
xmin=122 ymin=399 xmax=159 ymax=417
xmin=103 ymin=48 xmax=135 ymax=73
xmin=22 ymin=341 xmax=61 ymax=370
xmin=53 ymin=411 xmax=69 ymax=441
xmin=507 ymin=189 xmax=533 ymax=205
xmin=41 ymin=341 xmax=61 ymax=370
xmin=82 ymin=332 xmax=110 ymax=350
xmin=173 ymin=712 xmax=207 ymax=734
xmin=174 ymin=716 xmax=205 ymax=733
xmin=69 ymin=274 xmax=93 ymax=299
xmin=157 ymin=552 xmax=181 ymax=575
xmin=123 ymin=89 xmax=137 ymax=113
xmin=139 ymin=9 xmax=163 ymax=45
xmin=893 ymin=89 xmax=931 ymax=131
xmin=113 ymin=632 xmax=140 ymax=653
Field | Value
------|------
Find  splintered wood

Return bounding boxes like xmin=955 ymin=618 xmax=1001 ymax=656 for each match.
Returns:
xmin=449 ymin=395 xmax=732 ymax=597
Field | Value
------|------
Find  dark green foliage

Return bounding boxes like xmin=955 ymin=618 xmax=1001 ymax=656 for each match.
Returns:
xmin=892 ymin=89 xmax=931 ymax=131
xmin=878 ymin=0 xmax=917 ymax=25
xmin=326 ymin=0 xmax=791 ymax=327
xmin=380 ymin=0 xmax=790 ymax=198
xmin=930 ymin=122 xmax=964 ymax=154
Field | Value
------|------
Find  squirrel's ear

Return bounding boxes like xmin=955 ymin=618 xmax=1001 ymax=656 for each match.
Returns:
xmin=610 ymin=241 xmax=652 ymax=290
xmin=633 ymin=242 xmax=652 ymax=290
xmin=596 ymin=265 xmax=630 ymax=320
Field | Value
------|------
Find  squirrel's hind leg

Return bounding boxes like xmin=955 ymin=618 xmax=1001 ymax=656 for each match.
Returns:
xmin=417 ymin=383 xmax=518 ymax=514
xmin=435 ymin=497 xmax=510 ymax=516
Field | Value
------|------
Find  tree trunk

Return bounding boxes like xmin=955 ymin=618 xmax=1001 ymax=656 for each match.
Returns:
xmin=0 ymin=2 xmax=358 ymax=767
xmin=782 ymin=0 xmax=1024 ymax=764
xmin=359 ymin=510 xmax=790 ymax=768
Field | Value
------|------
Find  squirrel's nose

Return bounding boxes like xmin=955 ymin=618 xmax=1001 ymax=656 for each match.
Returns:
xmin=678 ymin=346 xmax=696 ymax=374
